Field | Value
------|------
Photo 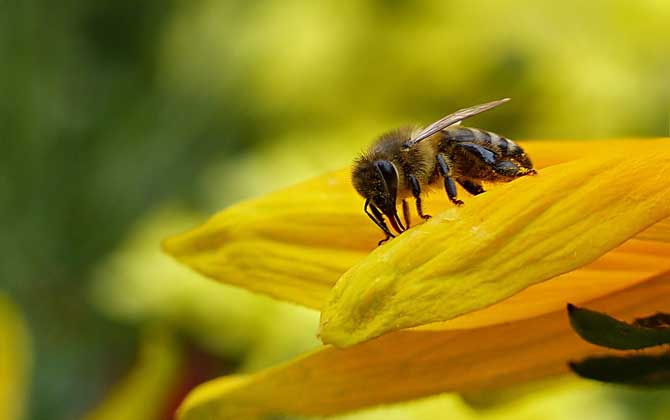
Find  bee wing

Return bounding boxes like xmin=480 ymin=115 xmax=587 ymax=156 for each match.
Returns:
xmin=403 ymin=98 xmax=510 ymax=149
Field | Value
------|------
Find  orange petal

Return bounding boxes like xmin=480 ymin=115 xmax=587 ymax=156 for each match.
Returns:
xmin=178 ymin=272 xmax=670 ymax=419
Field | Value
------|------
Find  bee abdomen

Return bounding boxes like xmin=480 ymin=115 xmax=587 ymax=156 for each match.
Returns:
xmin=443 ymin=126 xmax=522 ymax=158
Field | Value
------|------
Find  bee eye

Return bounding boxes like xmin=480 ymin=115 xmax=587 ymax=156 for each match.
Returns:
xmin=374 ymin=160 xmax=397 ymax=185
xmin=374 ymin=160 xmax=398 ymax=204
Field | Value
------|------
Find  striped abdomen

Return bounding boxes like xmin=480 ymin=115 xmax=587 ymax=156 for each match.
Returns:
xmin=439 ymin=126 xmax=533 ymax=169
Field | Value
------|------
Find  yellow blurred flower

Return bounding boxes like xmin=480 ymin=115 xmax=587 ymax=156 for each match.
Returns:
xmin=83 ymin=328 xmax=182 ymax=420
xmin=0 ymin=295 xmax=31 ymax=420
xmin=163 ymin=139 xmax=670 ymax=419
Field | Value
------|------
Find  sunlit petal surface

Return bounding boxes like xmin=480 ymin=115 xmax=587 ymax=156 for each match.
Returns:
xmin=164 ymin=139 xmax=670 ymax=312
xmin=178 ymin=273 xmax=670 ymax=420
xmin=422 ymin=239 xmax=670 ymax=331
xmin=321 ymin=146 xmax=670 ymax=345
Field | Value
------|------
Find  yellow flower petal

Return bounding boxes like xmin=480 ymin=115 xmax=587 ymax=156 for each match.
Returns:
xmin=162 ymin=170 xmax=372 ymax=309
xmin=0 ymin=295 xmax=31 ymax=420
xmin=178 ymin=273 xmax=670 ymax=419
xmin=423 ymin=238 xmax=670 ymax=331
xmin=637 ymin=216 xmax=670 ymax=242
xmin=320 ymin=147 xmax=670 ymax=346
xmin=163 ymin=139 xmax=670 ymax=311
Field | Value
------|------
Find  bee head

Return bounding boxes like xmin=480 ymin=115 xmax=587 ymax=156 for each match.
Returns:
xmin=352 ymin=157 xmax=404 ymax=233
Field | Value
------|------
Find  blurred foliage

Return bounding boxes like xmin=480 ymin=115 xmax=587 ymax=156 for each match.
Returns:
xmin=1 ymin=0 xmax=669 ymax=418
xmin=1 ymin=1 xmax=251 ymax=418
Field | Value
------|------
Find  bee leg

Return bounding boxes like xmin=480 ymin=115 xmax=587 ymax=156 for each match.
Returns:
xmin=408 ymin=174 xmax=431 ymax=219
xmin=437 ymin=153 xmax=464 ymax=206
xmin=402 ymin=199 xmax=411 ymax=228
xmin=365 ymin=199 xmax=395 ymax=245
xmin=457 ymin=179 xmax=485 ymax=196
xmin=455 ymin=142 xmax=497 ymax=165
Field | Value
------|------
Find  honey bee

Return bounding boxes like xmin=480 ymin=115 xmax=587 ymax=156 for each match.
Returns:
xmin=352 ymin=98 xmax=536 ymax=245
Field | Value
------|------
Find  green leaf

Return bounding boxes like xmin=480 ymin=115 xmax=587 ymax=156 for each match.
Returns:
xmin=633 ymin=312 xmax=670 ymax=329
xmin=570 ymin=355 xmax=670 ymax=386
xmin=567 ymin=304 xmax=670 ymax=350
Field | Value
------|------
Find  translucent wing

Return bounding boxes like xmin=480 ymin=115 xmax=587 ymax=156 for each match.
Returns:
xmin=403 ymin=98 xmax=510 ymax=149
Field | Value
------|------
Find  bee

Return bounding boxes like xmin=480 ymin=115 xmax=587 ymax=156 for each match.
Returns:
xmin=352 ymin=98 xmax=536 ymax=245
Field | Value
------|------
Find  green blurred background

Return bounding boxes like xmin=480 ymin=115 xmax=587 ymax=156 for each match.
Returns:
xmin=2 ymin=1 xmax=669 ymax=419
